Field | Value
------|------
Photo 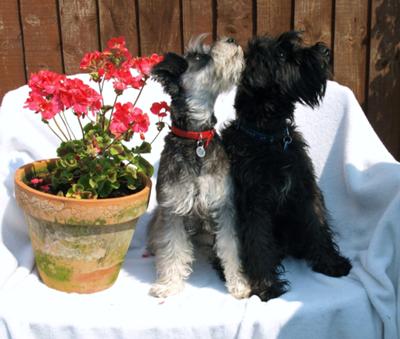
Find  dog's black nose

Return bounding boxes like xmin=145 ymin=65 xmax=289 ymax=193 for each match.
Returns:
xmin=322 ymin=46 xmax=330 ymax=58
xmin=226 ymin=37 xmax=237 ymax=44
xmin=316 ymin=42 xmax=330 ymax=58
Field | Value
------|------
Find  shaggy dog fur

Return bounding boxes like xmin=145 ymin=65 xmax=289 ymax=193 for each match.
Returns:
xmin=221 ymin=31 xmax=352 ymax=301
xmin=147 ymin=36 xmax=251 ymax=299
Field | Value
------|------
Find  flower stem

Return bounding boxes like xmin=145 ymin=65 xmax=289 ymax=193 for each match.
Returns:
xmin=96 ymin=80 xmax=105 ymax=125
xmin=53 ymin=116 xmax=69 ymax=141
xmin=62 ymin=111 xmax=77 ymax=139
xmin=98 ymin=81 xmax=102 ymax=96
xmin=59 ymin=111 xmax=73 ymax=140
xmin=149 ymin=117 xmax=166 ymax=145
xmin=150 ymin=128 xmax=163 ymax=145
xmin=106 ymin=94 xmax=120 ymax=131
xmin=47 ymin=123 xmax=64 ymax=142
xmin=77 ymin=117 xmax=85 ymax=139
xmin=132 ymin=77 xmax=148 ymax=108
xmin=101 ymin=134 xmax=123 ymax=154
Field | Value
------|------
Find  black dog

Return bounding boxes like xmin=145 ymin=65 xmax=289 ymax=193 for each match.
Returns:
xmin=221 ymin=31 xmax=352 ymax=301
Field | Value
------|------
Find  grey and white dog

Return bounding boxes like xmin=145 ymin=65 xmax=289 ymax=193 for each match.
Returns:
xmin=147 ymin=36 xmax=251 ymax=299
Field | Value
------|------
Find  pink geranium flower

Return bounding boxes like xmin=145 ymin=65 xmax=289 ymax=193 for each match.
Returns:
xmin=28 ymin=70 xmax=65 ymax=96
xmin=30 ymin=178 xmax=44 ymax=185
xmin=106 ymin=37 xmax=131 ymax=60
xmin=110 ymin=102 xmax=150 ymax=137
xmin=25 ymin=90 xmax=63 ymax=121
xmin=80 ymin=51 xmax=104 ymax=70
xmin=132 ymin=54 xmax=164 ymax=76
xmin=60 ymin=78 xmax=102 ymax=117
xmin=131 ymin=111 xmax=150 ymax=133
xmin=150 ymin=101 xmax=170 ymax=118
xmin=80 ymin=37 xmax=162 ymax=94
xmin=25 ymin=71 xmax=102 ymax=120
xmin=112 ymin=65 xmax=144 ymax=92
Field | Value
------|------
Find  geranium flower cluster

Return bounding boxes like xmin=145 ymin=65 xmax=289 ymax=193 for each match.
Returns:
xmin=109 ymin=102 xmax=150 ymax=139
xmin=80 ymin=36 xmax=163 ymax=92
xmin=25 ymin=71 xmax=102 ymax=120
xmin=24 ymin=36 xmax=168 ymax=140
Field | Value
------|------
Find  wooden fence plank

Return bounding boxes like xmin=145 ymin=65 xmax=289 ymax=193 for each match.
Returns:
xmin=216 ymin=0 xmax=253 ymax=47
xmin=20 ymin=0 xmax=63 ymax=76
xmin=98 ymin=0 xmax=139 ymax=56
xmin=138 ymin=0 xmax=181 ymax=55
xmin=367 ymin=0 xmax=400 ymax=158
xmin=294 ymin=0 xmax=333 ymax=47
xmin=257 ymin=0 xmax=292 ymax=36
xmin=0 ymin=0 xmax=398 ymax=160
xmin=182 ymin=0 xmax=213 ymax=48
xmin=0 ymin=0 xmax=26 ymax=101
xmin=333 ymin=0 xmax=369 ymax=105
xmin=58 ymin=0 xmax=99 ymax=74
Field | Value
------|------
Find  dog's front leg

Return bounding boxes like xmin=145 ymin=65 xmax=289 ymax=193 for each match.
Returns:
xmin=214 ymin=205 xmax=251 ymax=299
xmin=239 ymin=212 xmax=288 ymax=301
xmin=149 ymin=209 xmax=194 ymax=298
xmin=290 ymin=194 xmax=352 ymax=277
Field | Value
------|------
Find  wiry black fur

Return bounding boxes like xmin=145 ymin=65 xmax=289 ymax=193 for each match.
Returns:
xmin=222 ymin=31 xmax=352 ymax=301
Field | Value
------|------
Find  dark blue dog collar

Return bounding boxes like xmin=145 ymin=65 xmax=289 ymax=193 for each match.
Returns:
xmin=235 ymin=120 xmax=293 ymax=151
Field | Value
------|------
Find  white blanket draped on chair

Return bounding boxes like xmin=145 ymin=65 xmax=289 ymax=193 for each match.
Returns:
xmin=0 ymin=77 xmax=398 ymax=339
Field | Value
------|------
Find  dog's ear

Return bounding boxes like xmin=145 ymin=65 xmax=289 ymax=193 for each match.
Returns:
xmin=277 ymin=31 xmax=303 ymax=45
xmin=241 ymin=37 xmax=271 ymax=90
xmin=151 ymin=53 xmax=188 ymax=96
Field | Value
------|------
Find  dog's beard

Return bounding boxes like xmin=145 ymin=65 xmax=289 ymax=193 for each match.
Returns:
xmin=182 ymin=39 xmax=244 ymax=95
xmin=181 ymin=41 xmax=244 ymax=127
xmin=211 ymin=40 xmax=244 ymax=92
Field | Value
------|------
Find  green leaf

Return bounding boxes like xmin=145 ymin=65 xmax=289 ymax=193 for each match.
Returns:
xmin=110 ymin=144 xmax=124 ymax=156
xmin=136 ymin=156 xmax=154 ymax=177
xmin=81 ymin=190 xmax=97 ymax=199
xmin=125 ymin=175 xmax=138 ymax=191
xmin=127 ymin=183 xmax=137 ymax=190
xmin=98 ymin=181 xmax=113 ymax=198
xmin=66 ymin=184 xmax=85 ymax=199
xmin=110 ymin=181 xmax=120 ymax=190
xmin=133 ymin=141 xmax=152 ymax=154
xmin=156 ymin=121 xmax=165 ymax=131
xmin=107 ymin=171 xmax=117 ymax=183
xmin=83 ymin=123 xmax=96 ymax=133
xmin=125 ymin=165 xmax=137 ymax=178
xmin=77 ymin=174 xmax=90 ymax=188
xmin=101 ymin=105 xmax=113 ymax=115
xmin=89 ymin=178 xmax=97 ymax=188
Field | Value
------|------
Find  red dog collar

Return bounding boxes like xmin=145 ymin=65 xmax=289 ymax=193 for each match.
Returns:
xmin=170 ymin=125 xmax=216 ymax=148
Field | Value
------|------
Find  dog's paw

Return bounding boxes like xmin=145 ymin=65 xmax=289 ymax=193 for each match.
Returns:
xmin=251 ymin=279 xmax=288 ymax=302
xmin=312 ymin=255 xmax=352 ymax=277
xmin=149 ymin=281 xmax=185 ymax=298
xmin=226 ymin=277 xmax=251 ymax=299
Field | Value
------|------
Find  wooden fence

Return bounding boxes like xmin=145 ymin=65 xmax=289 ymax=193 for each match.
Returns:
xmin=0 ymin=0 xmax=399 ymax=158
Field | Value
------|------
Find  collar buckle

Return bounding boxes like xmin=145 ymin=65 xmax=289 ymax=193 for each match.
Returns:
xmin=283 ymin=127 xmax=293 ymax=152
xmin=170 ymin=125 xmax=215 ymax=158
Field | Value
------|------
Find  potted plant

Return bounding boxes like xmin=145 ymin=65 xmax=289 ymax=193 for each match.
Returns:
xmin=14 ymin=37 xmax=169 ymax=293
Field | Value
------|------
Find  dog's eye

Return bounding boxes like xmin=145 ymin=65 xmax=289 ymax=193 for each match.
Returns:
xmin=186 ymin=52 xmax=211 ymax=71
xmin=278 ymin=51 xmax=285 ymax=60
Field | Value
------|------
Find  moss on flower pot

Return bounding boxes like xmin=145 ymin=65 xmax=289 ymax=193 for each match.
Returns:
xmin=14 ymin=159 xmax=151 ymax=293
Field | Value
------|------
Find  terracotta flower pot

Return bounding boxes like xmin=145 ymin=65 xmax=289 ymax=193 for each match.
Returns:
xmin=14 ymin=159 xmax=151 ymax=293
